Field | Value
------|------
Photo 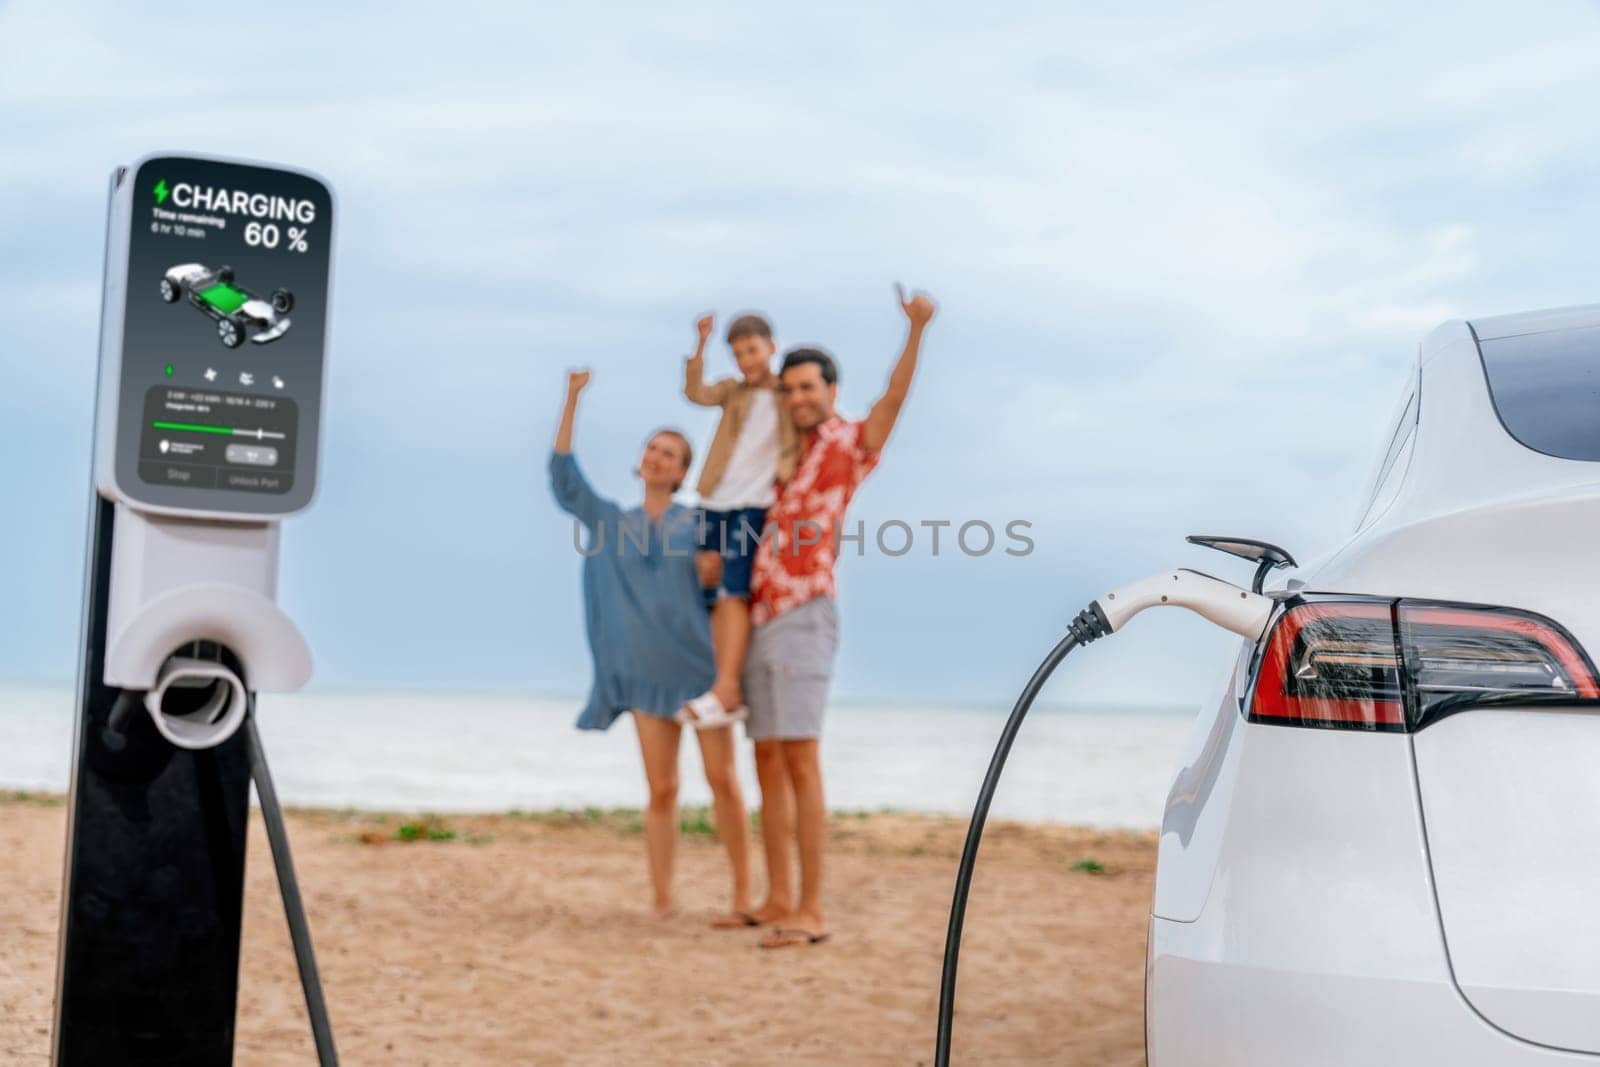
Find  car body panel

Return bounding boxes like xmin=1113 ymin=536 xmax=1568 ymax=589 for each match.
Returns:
xmin=1179 ymin=725 xmax=1444 ymax=980
xmin=1153 ymin=654 xmax=1245 ymax=922
xmin=1149 ymin=723 xmax=1510 ymax=1063
xmin=1353 ymin=364 xmax=1420 ymax=534
xmin=1414 ymin=709 xmax=1600 ymax=1052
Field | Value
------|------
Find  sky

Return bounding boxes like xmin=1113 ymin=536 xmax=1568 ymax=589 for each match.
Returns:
xmin=3 ymin=1 xmax=1600 ymax=709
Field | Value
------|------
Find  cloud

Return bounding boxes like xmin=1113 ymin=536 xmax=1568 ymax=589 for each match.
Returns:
xmin=2 ymin=1 xmax=1599 ymax=707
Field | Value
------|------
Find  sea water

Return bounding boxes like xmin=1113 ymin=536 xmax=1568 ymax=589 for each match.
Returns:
xmin=0 ymin=686 xmax=1193 ymax=829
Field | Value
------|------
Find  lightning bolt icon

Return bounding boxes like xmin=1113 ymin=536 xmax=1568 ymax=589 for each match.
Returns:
xmin=153 ymin=179 xmax=170 ymax=205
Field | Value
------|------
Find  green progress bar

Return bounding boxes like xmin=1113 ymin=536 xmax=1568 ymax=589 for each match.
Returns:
xmin=152 ymin=420 xmax=234 ymax=436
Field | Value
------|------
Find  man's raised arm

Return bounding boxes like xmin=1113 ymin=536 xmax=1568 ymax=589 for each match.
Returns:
xmin=863 ymin=284 xmax=937 ymax=453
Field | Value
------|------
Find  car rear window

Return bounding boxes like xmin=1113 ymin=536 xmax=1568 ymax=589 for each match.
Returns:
xmin=1477 ymin=325 xmax=1600 ymax=461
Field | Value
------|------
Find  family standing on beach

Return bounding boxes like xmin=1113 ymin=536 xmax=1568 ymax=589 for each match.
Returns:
xmin=549 ymin=287 xmax=936 ymax=948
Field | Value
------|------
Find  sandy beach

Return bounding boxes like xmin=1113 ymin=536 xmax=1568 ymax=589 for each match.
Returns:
xmin=0 ymin=791 xmax=1154 ymax=1065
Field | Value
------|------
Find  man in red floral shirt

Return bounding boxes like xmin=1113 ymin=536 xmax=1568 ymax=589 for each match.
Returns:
xmin=743 ymin=285 xmax=937 ymax=948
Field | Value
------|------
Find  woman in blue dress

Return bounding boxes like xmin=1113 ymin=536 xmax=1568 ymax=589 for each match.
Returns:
xmin=549 ymin=369 xmax=756 ymax=925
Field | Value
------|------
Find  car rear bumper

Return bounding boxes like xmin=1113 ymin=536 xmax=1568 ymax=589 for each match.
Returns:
xmin=1149 ymin=917 xmax=1600 ymax=1065
xmin=1147 ymin=711 xmax=1600 ymax=1064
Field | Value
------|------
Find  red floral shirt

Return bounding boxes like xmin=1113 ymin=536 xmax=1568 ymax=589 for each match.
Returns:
xmin=750 ymin=417 xmax=881 ymax=625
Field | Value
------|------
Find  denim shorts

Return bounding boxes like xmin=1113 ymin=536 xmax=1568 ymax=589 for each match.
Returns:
xmin=696 ymin=506 xmax=768 ymax=599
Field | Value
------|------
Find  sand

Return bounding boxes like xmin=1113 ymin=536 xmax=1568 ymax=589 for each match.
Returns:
xmin=0 ymin=792 xmax=1154 ymax=1065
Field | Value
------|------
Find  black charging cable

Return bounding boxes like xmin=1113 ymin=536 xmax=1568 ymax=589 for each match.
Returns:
xmin=247 ymin=701 xmax=340 ymax=1067
xmin=935 ymin=603 xmax=1112 ymax=1066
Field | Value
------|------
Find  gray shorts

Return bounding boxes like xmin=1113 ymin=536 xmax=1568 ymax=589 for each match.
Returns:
xmin=743 ymin=596 xmax=839 ymax=741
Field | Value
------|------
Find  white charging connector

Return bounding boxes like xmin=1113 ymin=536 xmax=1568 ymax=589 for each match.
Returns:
xmin=143 ymin=656 xmax=248 ymax=750
xmin=1095 ymin=567 xmax=1275 ymax=641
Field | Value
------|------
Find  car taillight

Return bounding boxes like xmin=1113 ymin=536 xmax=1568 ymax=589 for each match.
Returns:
xmin=1397 ymin=604 xmax=1599 ymax=727
xmin=1250 ymin=602 xmax=1406 ymax=730
xmin=1248 ymin=600 xmax=1599 ymax=731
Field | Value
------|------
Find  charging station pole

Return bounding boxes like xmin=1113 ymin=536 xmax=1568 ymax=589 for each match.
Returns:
xmin=53 ymin=153 xmax=336 ymax=1065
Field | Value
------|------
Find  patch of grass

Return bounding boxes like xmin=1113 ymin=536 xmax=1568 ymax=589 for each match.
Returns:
xmin=394 ymin=819 xmax=456 ymax=843
xmin=1 ymin=790 xmax=65 ymax=807
xmin=495 ymin=804 xmax=922 ymax=841
xmin=833 ymin=808 xmax=878 ymax=820
xmin=678 ymin=807 xmax=716 ymax=837
xmin=502 ymin=806 xmax=648 ymax=835
xmin=505 ymin=808 xmax=578 ymax=824
xmin=1070 ymin=857 xmax=1106 ymax=875
xmin=505 ymin=806 xmax=635 ymax=826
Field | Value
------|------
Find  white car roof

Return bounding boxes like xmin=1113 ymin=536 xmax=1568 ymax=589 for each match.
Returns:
xmin=1469 ymin=302 xmax=1600 ymax=341
xmin=1385 ymin=310 xmax=1600 ymax=527
xmin=1304 ymin=305 xmax=1600 ymax=611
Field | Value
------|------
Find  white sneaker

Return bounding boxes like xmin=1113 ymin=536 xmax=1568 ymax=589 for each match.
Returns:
xmin=676 ymin=691 xmax=750 ymax=730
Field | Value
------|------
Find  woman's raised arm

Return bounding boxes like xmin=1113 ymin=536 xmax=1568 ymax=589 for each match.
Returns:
xmin=549 ymin=369 xmax=617 ymax=531
xmin=554 ymin=369 xmax=590 ymax=454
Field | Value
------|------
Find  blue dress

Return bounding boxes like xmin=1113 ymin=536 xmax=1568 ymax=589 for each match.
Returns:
xmin=549 ymin=451 xmax=715 ymax=730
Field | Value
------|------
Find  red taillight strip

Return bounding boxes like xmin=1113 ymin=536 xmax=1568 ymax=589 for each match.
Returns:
xmin=1250 ymin=602 xmax=1405 ymax=728
xmin=1399 ymin=605 xmax=1600 ymax=699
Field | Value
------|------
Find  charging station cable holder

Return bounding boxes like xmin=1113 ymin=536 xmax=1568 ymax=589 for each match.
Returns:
xmin=105 ymin=512 xmax=311 ymax=747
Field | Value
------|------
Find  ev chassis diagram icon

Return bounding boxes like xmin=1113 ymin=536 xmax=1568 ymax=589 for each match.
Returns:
xmin=160 ymin=262 xmax=294 ymax=348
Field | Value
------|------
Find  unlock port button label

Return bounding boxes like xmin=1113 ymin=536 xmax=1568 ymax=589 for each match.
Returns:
xmin=225 ymin=443 xmax=279 ymax=467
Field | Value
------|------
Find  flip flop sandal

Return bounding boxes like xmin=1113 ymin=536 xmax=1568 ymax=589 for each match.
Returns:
xmin=676 ymin=692 xmax=749 ymax=730
xmin=760 ymin=928 xmax=831 ymax=949
xmin=710 ymin=911 xmax=762 ymax=930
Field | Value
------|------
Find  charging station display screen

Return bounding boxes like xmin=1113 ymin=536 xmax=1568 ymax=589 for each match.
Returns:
xmin=113 ymin=156 xmax=332 ymax=515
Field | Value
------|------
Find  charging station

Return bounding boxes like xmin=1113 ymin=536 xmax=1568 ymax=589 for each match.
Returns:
xmin=53 ymin=152 xmax=336 ymax=1065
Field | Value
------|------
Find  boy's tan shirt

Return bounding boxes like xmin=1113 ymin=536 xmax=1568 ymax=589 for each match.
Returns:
xmin=684 ymin=359 xmax=798 ymax=500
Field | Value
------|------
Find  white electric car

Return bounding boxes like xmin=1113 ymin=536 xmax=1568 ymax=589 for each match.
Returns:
xmin=1148 ymin=304 xmax=1600 ymax=1064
